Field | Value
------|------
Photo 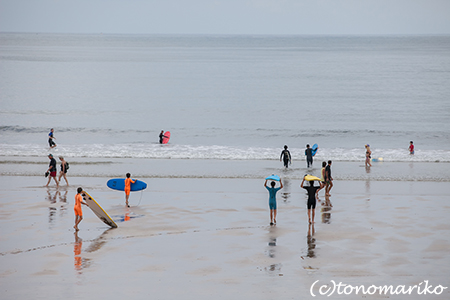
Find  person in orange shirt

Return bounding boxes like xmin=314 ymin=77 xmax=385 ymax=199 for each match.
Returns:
xmin=74 ymin=187 xmax=88 ymax=231
xmin=125 ymin=173 xmax=136 ymax=207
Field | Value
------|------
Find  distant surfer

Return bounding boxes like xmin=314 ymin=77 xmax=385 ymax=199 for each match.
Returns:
xmin=409 ymin=141 xmax=415 ymax=155
xmin=324 ymin=160 xmax=333 ymax=196
xmin=74 ymin=187 xmax=88 ymax=231
xmin=280 ymin=145 xmax=291 ymax=168
xmin=365 ymin=144 xmax=372 ymax=167
xmin=264 ymin=178 xmax=283 ymax=226
xmin=305 ymin=144 xmax=313 ymax=168
xmin=45 ymin=154 xmax=59 ymax=187
xmin=301 ymin=176 xmax=323 ymax=224
xmin=48 ymin=128 xmax=56 ymax=148
xmin=58 ymin=156 xmax=69 ymax=186
xmin=159 ymin=130 xmax=166 ymax=144
xmin=125 ymin=173 xmax=136 ymax=207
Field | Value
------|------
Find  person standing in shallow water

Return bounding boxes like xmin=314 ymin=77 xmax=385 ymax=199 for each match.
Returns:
xmin=409 ymin=141 xmax=415 ymax=155
xmin=305 ymin=144 xmax=313 ymax=168
xmin=365 ymin=144 xmax=372 ymax=167
xmin=48 ymin=128 xmax=56 ymax=148
xmin=264 ymin=178 xmax=283 ymax=226
xmin=280 ymin=145 xmax=291 ymax=168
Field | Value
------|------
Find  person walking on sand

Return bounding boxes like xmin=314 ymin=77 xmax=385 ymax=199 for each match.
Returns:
xmin=48 ymin=128 xmax=56 ymax=149
xmin=74 ymin=187 xmax=88 ymax=231
xmin=301 ymin=177 xmax=323 ymax=224
xmin=324 ymin=160 xmax=333 ymax=196
xmin=409 ymin=141 xmax=415 ymax=155
xmin=317 ymin=161 xmax=327 ymax=195
xmin=264 ymin=178 xmax=283 ymax=226
xmin=365 ymin=144 xmax=372 ymax=167
xmin=45 ymin=154 xmax=59 ymax=187
xmin=305 ymin=144 xmax=313 ymax=168
xmin=280 ymin=145 xmax=291 ymax=168
xmin=58 ymin=156 xmax=69 ymax=186
xmin=124 ymin=173 xmax=136 ymax=207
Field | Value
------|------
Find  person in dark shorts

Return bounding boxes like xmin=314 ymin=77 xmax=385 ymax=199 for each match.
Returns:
xmin=305 ymin=144 xmax=313 ymax=168
xmin=48 ymin=128 xmax=56 ymax=148
xmin=301 ymin=177 xmax=323 ymax=224
xmin=280 ymin=145 xmax=291 ymax=168
xmin=45 ymin=154 xmax=59 ymax=187
xmin=325 ymin=160 xmax=333 ymax=196
xmin=159 ymin=130 xmax=165 ymax=144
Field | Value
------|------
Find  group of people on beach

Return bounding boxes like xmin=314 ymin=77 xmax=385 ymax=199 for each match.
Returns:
xmin=267 ymin=145 xmax=334 ymax=225
xmin=45 ymin=153 xmax=69 ymax=187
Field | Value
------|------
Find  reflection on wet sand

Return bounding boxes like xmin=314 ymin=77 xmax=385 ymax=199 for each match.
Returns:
xmin=47 ymin=190 xmax=68 ymax=228
xmin=306 ymin=224 xmax=316 ymax=258
xmin=264 ymin=226 xmax=282 ymax=275
xmin=74 ymin=229 xmax=111 ymax=274
xmin=281 ymin=179 xmax=291 ymax=202
xmin=321 ymin=195 xmax=332 ymax=224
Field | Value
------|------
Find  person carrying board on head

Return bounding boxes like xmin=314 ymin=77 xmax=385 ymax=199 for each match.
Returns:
xmin=280 ymin=145 xmax=291 ymax=168
xmin=124 ymin=173 xmax=136 ymax=207
xmin=264 ymin=178 xmax=283 ymax=226
xmin=301 ymin=176 xmax=324 ymax=224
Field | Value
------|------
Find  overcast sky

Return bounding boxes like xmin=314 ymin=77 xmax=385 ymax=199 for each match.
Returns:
xmin=1 ymin=0 xmax=449 ymax=35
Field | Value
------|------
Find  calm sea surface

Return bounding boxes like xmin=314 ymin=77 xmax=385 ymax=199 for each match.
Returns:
xmin=1 ymin=33 xmax=449 ymax=179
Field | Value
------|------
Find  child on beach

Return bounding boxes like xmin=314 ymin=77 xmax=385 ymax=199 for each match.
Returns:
xmin=409 ymin=141 xmax=415 ymax=155
xmin=125 ymin=173 xmax=136 ymax=207
xmin=280 ymin=145 xmax=291 ymax=168
xmin=74 ymin=187 xmax=88 ymax=231
xmin=301 ymin=177 xmax=323 ymax=224
xmin=264 ymin=178 xmax=283 ymax=225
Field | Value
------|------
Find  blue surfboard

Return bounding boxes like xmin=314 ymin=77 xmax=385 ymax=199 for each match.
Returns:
xmin=265 ymin=174 xmax=280 ymax=181
xmin=107 ymin=178 xmax=147 ymax=192
xmin=312 ymin=144 xmax=319 ymax=156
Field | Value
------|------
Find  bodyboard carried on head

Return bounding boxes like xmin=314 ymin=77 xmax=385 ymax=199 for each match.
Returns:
xmin=312 ymin=144 xmax=319 ymax=156
xmin=82 ymin=191 xmax=118 ymax=228
xmin=107 ymin=178 xmax=147 ymax=192
xmin=265 ymin=174 xmax=280 ymax=181
xmin=304 ymin=175 xmax=321 ymax=181
xmin=162 ymin=131 xmax=171 ymax=144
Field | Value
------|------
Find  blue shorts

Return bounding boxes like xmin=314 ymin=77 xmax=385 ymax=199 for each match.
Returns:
xmin=269 ymin=200 xmax=277 ymax=210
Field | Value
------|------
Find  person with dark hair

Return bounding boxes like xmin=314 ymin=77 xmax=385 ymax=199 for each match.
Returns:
xmin=280 ymin=145 xmax=291 ymax=168
xmin=48 ymin=128 xmax=56 ymax=148
xmin=305 ymin=144 xmax=313 ymax=168
xmin=325 ymin=160 xmax=333 ymax=196
xmin=45 ymin=154 xmax=59 ymax=187
xmin=301 ymin=177 xmax=323 ymax=224
xmin=74 ymin=187 xmax=88 ymax=231
xmin=264 ymin=178 xmax=283 ymax=225
xmin=124 ymin=173 xmax=136 ymax=207
xmin=409 ymin=141 xmax=415 ymax=155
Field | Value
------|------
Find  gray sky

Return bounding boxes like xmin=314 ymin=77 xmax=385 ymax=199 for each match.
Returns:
xmin=1 ymin=0 xmax=449 ymax=35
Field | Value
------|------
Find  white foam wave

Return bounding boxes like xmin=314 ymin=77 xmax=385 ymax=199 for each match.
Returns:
xmin=1 ymin=143 xmax=449 ymax=163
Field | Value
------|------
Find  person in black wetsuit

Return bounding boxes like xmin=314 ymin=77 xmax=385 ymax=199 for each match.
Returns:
xmin=301 ymin=177 xmax=323 ymax=224
xmin=280 ymin=145 xmax=291 ymax=168
xmin=305 ymin=144 xmax=313 ymax=168
xmin=159 ymin=130 xmax=165 ymax=144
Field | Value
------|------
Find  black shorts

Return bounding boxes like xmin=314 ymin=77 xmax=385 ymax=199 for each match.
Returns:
xmin=307 ymin=198 xmax=316 ymax=210
xmin=49 ymin=139 xmax=55 ymax=147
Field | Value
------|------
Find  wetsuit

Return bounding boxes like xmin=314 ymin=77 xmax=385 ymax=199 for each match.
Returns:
xmin=48 ymin=131 xmax=56 ymax=147
xmin=303 ymin=185 xmax=320 ymax=209
xmin=280 ymin=150 xmax=291 ymax=168
xmin=305 ymin=148 xmax=313 ymax=167
xmin=74 ymin=193 xmax=83 ymax=216
xmin=124 ymin=178 xmax=136 ymax=196
xmin=266 ymin=186 xmax=281 ymax=210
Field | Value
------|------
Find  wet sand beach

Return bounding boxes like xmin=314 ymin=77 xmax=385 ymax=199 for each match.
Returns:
xmin=1 ymin=174 xmax=449 ymax=300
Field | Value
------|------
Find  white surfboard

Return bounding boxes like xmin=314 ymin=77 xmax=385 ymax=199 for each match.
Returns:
xmin=82 ymin=191 xmax=118 ymax=228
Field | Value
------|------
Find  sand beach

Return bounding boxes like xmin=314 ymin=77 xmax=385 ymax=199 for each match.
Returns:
xmin=1 ymin=168 xmax=449 ymax=299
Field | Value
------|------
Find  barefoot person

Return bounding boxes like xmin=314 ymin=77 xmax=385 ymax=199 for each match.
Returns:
xmin=365 ymin=144 xmax=372 ymax=167
xmin=74 ymin=187 xmax=88 ymax=231
xmin=45 ymin=154 xmax=59 ymax=187
xmin=301 ymin=176 xmax=323 ymax=224
xmin=48 ymin=128 xmax=56 ymax=148
xmin=58 ymin=156 xmax=69 ymax=186
xmin=280 ymin=145 xmax=291 ymax=168
xmin=324 ymin=160 xmax=333 ymax=196
xmin=125 ymin=173 xmax=136 ymax=207
xmin=305 ymin=144 xmax=313 ymax=168
xmin=409 ymin=141 xmax=415 ymax=155
xmin=264 ymin=178 xmax=283 ymax=225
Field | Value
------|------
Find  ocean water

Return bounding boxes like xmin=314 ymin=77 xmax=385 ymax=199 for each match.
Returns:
xmin=1 ymin=33 xmax=450 ymax=180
